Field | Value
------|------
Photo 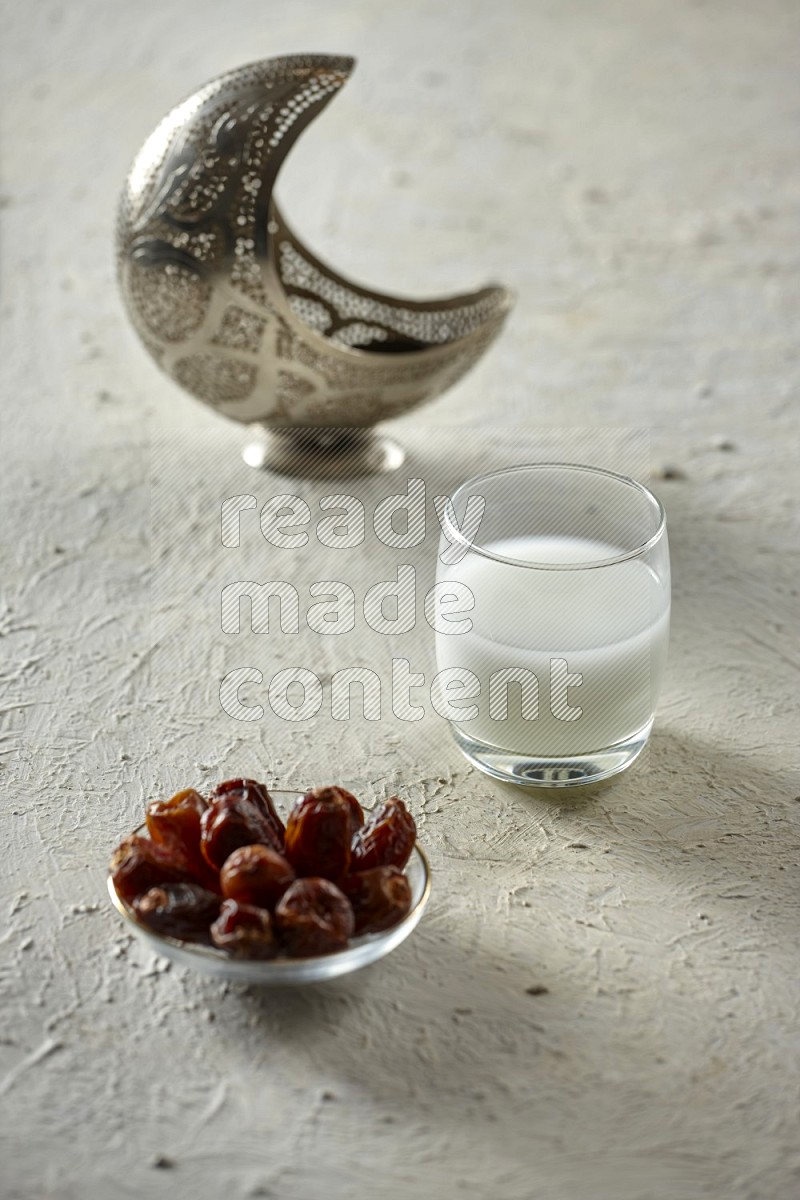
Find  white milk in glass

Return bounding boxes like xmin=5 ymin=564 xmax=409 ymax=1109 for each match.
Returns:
xmin=435 ymin=535 xmax=670 ymax=757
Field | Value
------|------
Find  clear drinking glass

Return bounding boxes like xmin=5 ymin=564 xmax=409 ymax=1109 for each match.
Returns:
xmin=434 ymin=463 xmax=670 ymax=787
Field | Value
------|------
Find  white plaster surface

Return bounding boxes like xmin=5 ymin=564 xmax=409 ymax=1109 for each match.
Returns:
xmin=1 ymin=2 xmax=799 ymax=1197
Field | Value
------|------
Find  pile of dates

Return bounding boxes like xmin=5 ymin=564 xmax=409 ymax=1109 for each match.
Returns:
xmin=109 ymin=780 xmax=417 ymax=959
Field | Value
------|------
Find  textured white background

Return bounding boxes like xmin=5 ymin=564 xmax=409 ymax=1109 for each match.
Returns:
xmin=1 ymin=1 xmax=799 ymax=1198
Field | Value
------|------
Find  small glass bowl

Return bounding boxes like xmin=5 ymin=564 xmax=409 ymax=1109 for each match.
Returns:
xmin=106 ymin=791 xmax=431 ymax=985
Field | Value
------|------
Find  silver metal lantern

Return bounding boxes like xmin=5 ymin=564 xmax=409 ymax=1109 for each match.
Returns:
xmin=116 ymin=54 xmax=513 ymax=476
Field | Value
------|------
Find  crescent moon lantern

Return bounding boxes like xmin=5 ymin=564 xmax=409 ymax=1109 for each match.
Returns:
xmin=117 ymin=54 xmax=514 ymax=475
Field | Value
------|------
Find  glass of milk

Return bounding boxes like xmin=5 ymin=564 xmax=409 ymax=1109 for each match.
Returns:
xmin=434 ymin=463 xmax=670 ymax=787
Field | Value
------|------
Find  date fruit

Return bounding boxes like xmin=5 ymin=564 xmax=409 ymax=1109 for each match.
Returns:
xmin=211 ymin=778 xmax=284 ymax=848
xmin=133 ymin=883 xmax=221 ymax=941
xmin=326 ymin=785 xmax=364 ymax=835
xmin=109 ymin=835 xmax=196 ymax=903
xmin=350 ymin=797 xmax=416 ymax=872
xmin=274 ymin=878 xmax=355 ymax=957
xmin=341 ymin=866 xmax=412 ymax=934
xmin=220 ymin=845 xmax=295 ymax=909
xmin=201 ymin=791 xmax=282 ymax=870
xmin=146 ymin=788 xmax=219 ymax=892
xmin=210 ymin=899 xmax=277 ymax=958
xmin=283 ymin=787 xmax=356 ymax=880
xmin=112 ymin=778 xmax=420 ymax=961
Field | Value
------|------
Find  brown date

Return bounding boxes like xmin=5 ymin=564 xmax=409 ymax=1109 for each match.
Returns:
xmin=109 ymin=835 xmax=196 ymax=903
xmin=274 ymin=877 xmax=355 ymax=957
xmin=325 ymin=785 xmax=364 ymax=835
xmin=350 ymin=797 xmax=416 ymax=872
xmin=211 ymin=778 xmax=284 ymax=848
xmin=133 ymin=883 xmax=220 ymax=941
xmin=220 ymin=844 xmax=295 ymax=909
xmin=341 ymin=866 xmax=412 ymax=934
xmin=210 ymin=899 xmax=277 ymax=958
xmin=283 ymin=787 xmax=358 ymax=880
xmin=201 ymin=791 xmax=282 ymax=870
xmin=145 ymin=788 xmax=219 ymax=892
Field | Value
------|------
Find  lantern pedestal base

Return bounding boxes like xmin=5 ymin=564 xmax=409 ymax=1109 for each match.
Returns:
xmin=242 ymin=426 xmax=406 ymax=479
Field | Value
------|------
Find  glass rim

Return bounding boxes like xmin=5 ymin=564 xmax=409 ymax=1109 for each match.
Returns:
xmin=442 ymin=462 xmax=667 ymax=571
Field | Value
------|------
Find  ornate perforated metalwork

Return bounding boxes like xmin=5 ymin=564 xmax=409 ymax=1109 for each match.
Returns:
xmin=117 ymin=54 xmax=513 ymax=438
